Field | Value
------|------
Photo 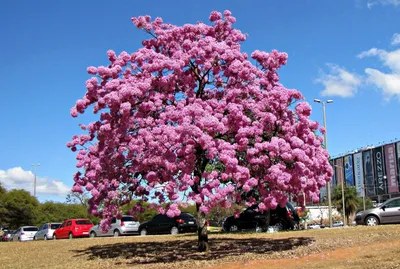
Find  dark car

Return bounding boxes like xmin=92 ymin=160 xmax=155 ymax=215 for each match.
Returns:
xmin=355 ymin=197 xmax=400 ymax=226
xmin=139 ymin=213 xmax=197 ymax=236
xmin=222 ymin=202 xmax=299 ymax=232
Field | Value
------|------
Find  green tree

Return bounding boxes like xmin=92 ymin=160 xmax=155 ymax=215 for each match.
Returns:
xmin=121 ymin=201 xmax=158 ymax=222
xmin=208 ymin=204 xmax=243 ymax=225
xmin=355 ymin=196 xmax=374 ymax=213
xmin=2 ymin=189 xmax=39 ymax=229
xmin=0 ymin=183 xmax=6 ymax=195
xmin=37 ymin=202 xmax=99 ymax=225
xmin=0 ymin=183 xmax=8 ymax=228
xmin=332 ymin=185 xmax=361 ymax=225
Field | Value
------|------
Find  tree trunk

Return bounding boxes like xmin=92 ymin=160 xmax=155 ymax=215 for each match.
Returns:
xmin=261 ymin=209 xmax=270 ymax=232
xmin=196 ymin=204 xmax=209 ymax=252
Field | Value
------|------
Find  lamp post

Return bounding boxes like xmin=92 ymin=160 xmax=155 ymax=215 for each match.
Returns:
xmin=31 ymin=163 xmax=40 ymax=197
xmin=314 ymin=99 xmax=333 ymax=228
xmin=334 ymin=164 xmax=346 ymax=226
xmin=363 ymin=184 xmax=366 ymax=211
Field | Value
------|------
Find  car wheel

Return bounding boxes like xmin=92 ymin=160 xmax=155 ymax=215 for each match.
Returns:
xmin=33 ymin=236 xmax=36 ymax=241
xmin=170 ymin=226 xmax=179 ymax=235
xmin=44 ymin=235 xmax=48 ymax=240
xmin=229 ymin=224 xmax=239 ymax=232
xmin=365 ymin=215 xmax=379 ymax=226
xmin=140 ymin=229 xmax=147 ymax=236
xmin=68 ymin=233 xmax=74 ymax=239
xmin=90 ymin=231 xmax=96 ymax=238
xmin=113 ymin=230 xmax=120 ymax=237
xmin=275 ymin=219 xmax=287 ymax=231
xmin=53 ymin=234 xmax=57 ymax=240
xmin=255 ymin=225 xmax=264 ymax=233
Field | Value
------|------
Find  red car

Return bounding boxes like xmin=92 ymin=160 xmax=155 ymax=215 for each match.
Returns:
xmin=53 ymin=219 xmax=94 ymax=239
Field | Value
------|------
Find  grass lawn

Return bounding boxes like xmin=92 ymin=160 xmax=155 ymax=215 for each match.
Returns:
xmin=1 ymin=225 xmax=400 ymax=269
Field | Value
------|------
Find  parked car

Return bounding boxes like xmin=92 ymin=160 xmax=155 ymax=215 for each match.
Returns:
xmin=355 ymin=197 xmax=400 ymax=226
xmin=222 ymin=202 xmax=300 ymax=232
xmin=307 ymin=223 xmax=322 ymax=229
xmin=206 ymin=220 xmax=223 ymax=233
xmin=332 ymin=221 xmax=344 ymax=227
xmin=6 ymin=230 xmax=16 ymax=241
xmin=139 ymin=213 xmax=197 ymax=235
xmin=4 ymin=230 xmax=13 ymax=241
xmin=34 ymin=223 xmax=61 ymax=240
xmin=53 ymin=219 xmax=93 ymax=239
xmin=11 ymin=226 xmax=39 ymax=242
xmin=1 ymin=230 xmax=15 ymax=242
xmin=89 ymin=215 xmax=140 ymax=237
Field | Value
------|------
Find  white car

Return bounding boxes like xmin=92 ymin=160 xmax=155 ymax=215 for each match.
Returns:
xmin=332 ymin=221 xmax=344 ymax=227
xmin=89 ymin=215 xmax=140 ymax=237
xmin=307 ymin=223 xmax=321 ymax=229
xmin=11 ymin=226 xmax=39 ymax=242
xmin=34 ymin=223 xmax=61 ymax=240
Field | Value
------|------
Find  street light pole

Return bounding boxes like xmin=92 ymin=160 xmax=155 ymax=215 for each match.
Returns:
xmin=314 ymin=99 xmax=333 ymax=228
xmin=31 ymin=163 xmax=40 ymax=197
xmin=340 ymin=168 xmax=346 ymax=226
xmin=334 ymin=164 xmax=346 ymax=226
xmin=363 ymin=185 xmax=366 ymax=211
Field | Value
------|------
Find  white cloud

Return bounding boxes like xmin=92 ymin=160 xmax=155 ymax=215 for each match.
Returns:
xmin=315 ymin=64 xmax=362 ymax=98
xmin=358 ymin=48 xmax=400 ymax=73
xmin=392 ymin=33 xmax=400 ymax=46
xmin=359 ymin=45 xmax=400 ymax=101
xmin=358 ymin=48 xmax=381 ymax=58
xmin=367 ymin=0 xmax=400 ymax=8
xmin=0 ymin=167 xmax=70 ymax=197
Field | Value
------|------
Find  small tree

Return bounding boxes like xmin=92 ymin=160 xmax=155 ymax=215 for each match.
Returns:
xmin=332 ymin=185 xmax=360 ymax=225
xmin=355 ymin=196 xmax=373 ymax=212
xmin=66 ymin=190 xmax=90 ymax=207
xmin=68 ymin=10 xmax=332 ymax=251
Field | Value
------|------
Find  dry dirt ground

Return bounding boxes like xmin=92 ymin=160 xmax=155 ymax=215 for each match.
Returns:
xmin=1 ymin=225 xmax=400 ymax=269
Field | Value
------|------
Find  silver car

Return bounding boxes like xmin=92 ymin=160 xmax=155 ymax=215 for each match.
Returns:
xmin=11 ymin=226 xmax=39 ymax=242
xmin=89 ymin=215 xmax=140 ymax=237
xmin=34 ymin=223 xmax=61 ymax=240
xmin=355 ymin=197 xmax=400 ymax=226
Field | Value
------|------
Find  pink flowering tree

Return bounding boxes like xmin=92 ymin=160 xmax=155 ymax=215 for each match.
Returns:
xmin=68 ymin=10 xmax=332 ymax=251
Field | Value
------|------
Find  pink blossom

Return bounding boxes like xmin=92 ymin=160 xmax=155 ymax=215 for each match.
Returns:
xmin=199 ymin=205 xmax=210 ymax=214
xmin=68 ymin=10 xmax=331 ymax=232
xmin=85 ymin=182 xmax=94 ymax=191
xmin=87 ymin=66 xmax=97 ymax=74
xmin=72 ymin=184 xmax=83 ymax=193
xmin=209 ymin=11 xmax=222 ymax=22
xmin=70 ymin=107 xmax=78 ymax=117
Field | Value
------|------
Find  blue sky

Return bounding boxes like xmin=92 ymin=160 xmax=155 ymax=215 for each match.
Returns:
xmin=1 ymin=0 xmax=400 ymax=202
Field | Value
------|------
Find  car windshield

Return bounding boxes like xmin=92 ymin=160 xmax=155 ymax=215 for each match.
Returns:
xmin=180 ymin=213 xmax=195 ymax=219
xmin=121 ymin=216 xmax=134 ymax=222
xmin=50 ymin=224 xmax=61 ymax=229
xmin=23 ymin=227 xmax=38 ymax=232
xmin=75 ymin=220 xmax=92 ymax=225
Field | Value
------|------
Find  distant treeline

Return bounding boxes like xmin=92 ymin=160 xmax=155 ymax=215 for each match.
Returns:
xmin=0 ymin=183 xmax=238 ymax=229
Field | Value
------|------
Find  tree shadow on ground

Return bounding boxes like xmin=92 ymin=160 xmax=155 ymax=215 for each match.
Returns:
xmin=72 ymin=236 xmax=313 ymax=266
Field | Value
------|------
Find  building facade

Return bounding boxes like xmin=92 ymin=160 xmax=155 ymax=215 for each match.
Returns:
xmin=328 ymin=141 xmax=400 ymax=203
